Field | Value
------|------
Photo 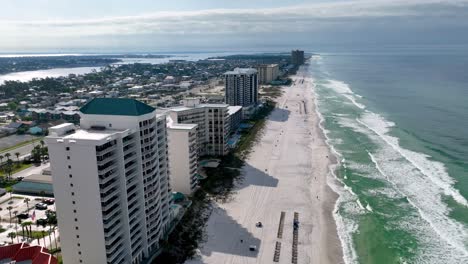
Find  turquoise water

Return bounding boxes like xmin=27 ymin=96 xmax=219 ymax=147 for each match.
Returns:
xmin=309 ymin=48 xmax=468 ymax=264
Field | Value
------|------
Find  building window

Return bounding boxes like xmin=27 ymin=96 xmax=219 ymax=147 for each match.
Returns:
xmin=66 ymin=147 xmax=70 ymax=151
xmin=109 ymin=123 xmax=112 ymax=128
xmin=72 ymin=201 xmax=75 ymax=205
xmin=73 ymin=210 xmax=77 ymax=213
xmin=71 ymin=192 xmax=75 ymax=196
xmin=75 ymin=226 xmax=79 ymax=230
xmin=76 ymin=235 xmax=79 ymax=238
xmin=68 ymin=165 xmax=71 ymax=169
xmin=70 ymin=183 xmax=73 ymax=187
xmin=67 ymin=156 xmax=70 ymax=160
xmin=78 ymin=251 xmax=81 ymax=255
xmin=77 ymin=243 xmax=80 ymax=247
xmin=75 ymin=218 xmax=78 ymax=222
xmin=69 ymin=174 xmax=72 ymax=178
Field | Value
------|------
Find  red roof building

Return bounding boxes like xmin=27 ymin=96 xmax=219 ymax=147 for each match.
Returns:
xmin=0 ymin=243 xmax=58 ymax=264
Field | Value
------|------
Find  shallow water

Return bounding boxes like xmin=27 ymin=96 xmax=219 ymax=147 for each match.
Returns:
xmin=310 ymin=48 xmax=468 ymax=263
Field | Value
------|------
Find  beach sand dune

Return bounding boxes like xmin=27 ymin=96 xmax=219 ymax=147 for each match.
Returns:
xmin=186 ymin=64 xmax=344 ymax=264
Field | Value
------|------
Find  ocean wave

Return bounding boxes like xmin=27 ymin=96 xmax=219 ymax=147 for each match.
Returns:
xmin=312 ymin=67 xmax=468 ymax=262
xmin=313 ymin=78 xmax=360 ymax=264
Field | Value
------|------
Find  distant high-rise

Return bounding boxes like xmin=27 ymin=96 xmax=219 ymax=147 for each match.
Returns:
xmin=224 ymin=68 xmax=258 ymax=107
xmin=46 ymin=98 xmax=172 ymax=264
xmin=291 ymin=50 xmax=305 ymax=66
xmin=256 ymin=64 xmax=279 ymax=84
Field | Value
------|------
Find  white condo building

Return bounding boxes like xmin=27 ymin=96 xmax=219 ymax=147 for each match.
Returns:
xmin=46 ymin=98 xmax=172 ymax=264
xmin=224 ymin=68 xmax=258 ymax=107
xmin=168 ymin=98 xmax=230 ymax=156
xmin=167 ymin=118 xmax=199 ymax=195
xmin=256 ymin=64 xmax=279 ymax=84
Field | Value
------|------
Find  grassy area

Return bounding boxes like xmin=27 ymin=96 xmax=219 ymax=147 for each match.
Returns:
xmin=0 ymin=137 xmax=43 ymax=154
xmin=17 ymin=230 xmax=50 ymax=239
xmin=10 ymin=163 xmax=33 ymax=174
xmin=154 ymin=100 xmax=276 ymax=264
xmin=260 ymin=86 xmax=283 ymax=99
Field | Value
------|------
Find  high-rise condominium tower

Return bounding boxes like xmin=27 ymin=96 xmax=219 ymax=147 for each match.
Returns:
xmin=46 ymin=98 xmax=171 ymax=264
xmin=224 ymin=68 xmax=258 ymax=107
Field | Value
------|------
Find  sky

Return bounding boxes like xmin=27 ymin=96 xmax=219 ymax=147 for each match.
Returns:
xmin=1 ymin=0 xmax=468 ymax=53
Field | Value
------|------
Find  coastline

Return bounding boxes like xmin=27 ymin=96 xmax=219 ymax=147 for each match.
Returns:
xmin=186 ymin=63 xmax=344 ymax=264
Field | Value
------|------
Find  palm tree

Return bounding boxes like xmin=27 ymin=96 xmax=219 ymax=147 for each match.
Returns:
xmin=5 ymin=159 xmax=13 ymax=180
xmin=7 ymin=232 xmax=16 ymax=244
xmin=7 ymin=206 xmax=13 ymax=226
xmin=42 ymin=230 xmax=47 ymax=247
xmin=40 ymin=140 xmax=45 ymax=148
xmin=0 ymin=155 xmax=3 ymax=165
xmin=22 ymin=221 xmax=33 ymax=239
xmin=14 ymin=152 xmax=20 ymax=163
xmin=24 ymin=198 xmax=31 ymax=213
xmin=5 ymin=153 xmax=11 ymax=161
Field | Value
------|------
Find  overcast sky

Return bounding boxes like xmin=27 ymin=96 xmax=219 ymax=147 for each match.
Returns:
xmin=1 ymin=0 xmax=468 ymax=52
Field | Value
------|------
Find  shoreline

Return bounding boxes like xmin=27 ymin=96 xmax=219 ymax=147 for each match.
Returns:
xmin=186 ymin=63 xmax=344 ymax=264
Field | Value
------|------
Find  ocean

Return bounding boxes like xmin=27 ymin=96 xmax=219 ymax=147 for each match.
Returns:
xmin=309 ymin=47 xmax=468 ymax=263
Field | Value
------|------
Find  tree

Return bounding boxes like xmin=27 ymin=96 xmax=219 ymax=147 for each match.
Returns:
xmin=24 ymin=198 xmax=31 ymax=213
xmin=42 ymin=230 xmax=47 ymax=247
xmin=14 ymin=152 xmax=20 ymax=163
xmin=7 ymin=232 xmax=16 ymax=244
xmin=4 ymin=153 xmax=11 ymax=161
xmin=5 ymin=159 xmax=13 ymax=180
xmin=7 ymin=206 xmax=13 ymax=226
xmin=0 ymin=155 xmax=4 ymax=165
xmin=6 ymin=187 xmax=13 ymax=200
xmin=22 ymin=221 xmax=33 ymax=239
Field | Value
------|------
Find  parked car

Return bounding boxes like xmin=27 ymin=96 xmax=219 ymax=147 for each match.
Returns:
xmin=36 ymin=218 xmax=48 ymax=227
xmin=43 ymin=199 xmax=55 ymax=205
xmin=17 ymin=213 xmax=29 ymax=219
xmin=35 ymin=203 xmax=48 ymax=210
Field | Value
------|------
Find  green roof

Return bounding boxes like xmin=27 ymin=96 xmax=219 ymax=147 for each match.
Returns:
xmin=80 ymin=98 xmax=155 ymax=116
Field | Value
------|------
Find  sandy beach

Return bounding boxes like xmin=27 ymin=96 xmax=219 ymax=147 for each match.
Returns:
xmin=187 ymin=64 xmax=344 ymax=264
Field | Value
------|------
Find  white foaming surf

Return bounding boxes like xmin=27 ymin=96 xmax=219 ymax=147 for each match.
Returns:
xmin=312 ymin=75 xmax=361 ymax=264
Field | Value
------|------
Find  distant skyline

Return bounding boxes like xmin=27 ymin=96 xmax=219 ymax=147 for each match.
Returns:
xmin=2 ymin=0 xmax=468 ymax=52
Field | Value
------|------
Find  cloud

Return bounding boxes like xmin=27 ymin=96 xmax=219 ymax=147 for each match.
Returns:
xmin=1 ymin=0 xmax=468 ymax=50
xmin=2 ymin=0 xmax=468 ymax=36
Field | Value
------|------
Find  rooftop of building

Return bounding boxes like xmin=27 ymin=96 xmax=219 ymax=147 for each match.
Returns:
xmin=228 ymin=105 xmax=243 ymax=115
xmin=63 ymin=128 xmax=124 ymax=141
xmin=80 ymin=98 xmax=155 ymax=116
xmin=224 ymin=68 xmax=257 ymax=75
xmin=256 ymin=64 xmax=279 ymax=68
xmin=169 ymin=103 xmax=229 ymax=112
xmin=167 ymin=123 xmax=198 ymax=130
xmin=0 ymin=243 xmax=58 ymax=264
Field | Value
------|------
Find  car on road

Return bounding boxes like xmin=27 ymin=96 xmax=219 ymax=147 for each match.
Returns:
xmin=43 ymin=198 xmax=55 ymax=205
xmin=35 ymin=203 xmax=48 ymax=210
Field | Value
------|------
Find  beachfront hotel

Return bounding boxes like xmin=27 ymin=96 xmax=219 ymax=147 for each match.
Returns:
xmin=224 ymin=68 xmax=259 ymax=107
xmin=256 ymin=64 xmax=279 ymax=84
xmin=167 ymin=118 xmax=199 ymax=195
xmin=168 ymin=98 xmax=241 ymax=156
xmin=46 ymin=98 xmax=172 ymax=264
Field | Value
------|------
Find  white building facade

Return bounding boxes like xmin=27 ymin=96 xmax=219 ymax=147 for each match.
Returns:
xmin=224 ymin=68 xmax=259 ymax=107
xmin=167 ymin=120 xmax=198 ymax=195
xmin=256 ymin=64 xmax=279 ymax=84
xmin=168 ymin=99 xmax=230 ymax=156
xmin=46 ymin=98 xmax=172 ymax=264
